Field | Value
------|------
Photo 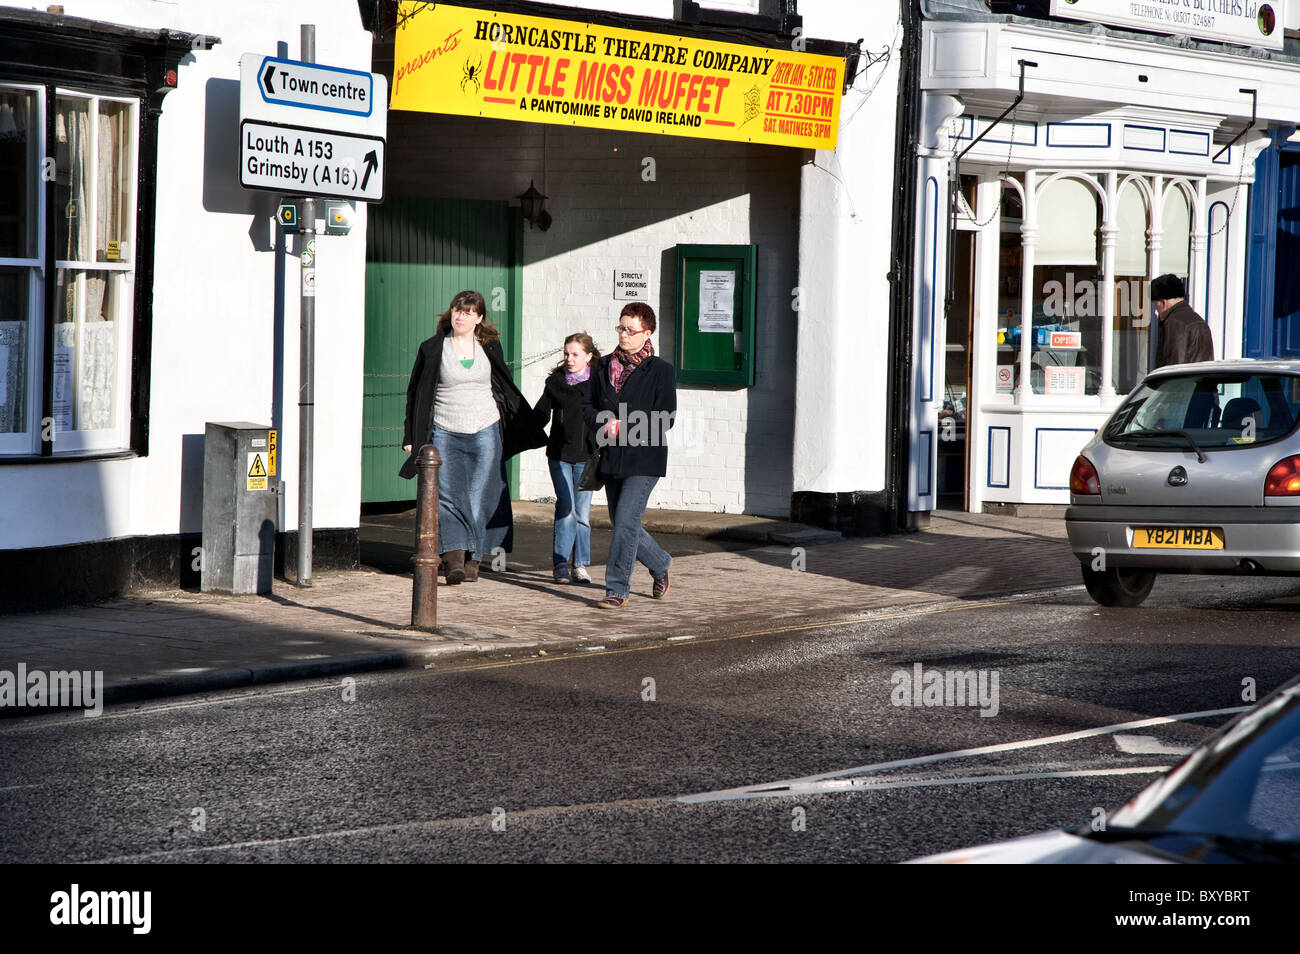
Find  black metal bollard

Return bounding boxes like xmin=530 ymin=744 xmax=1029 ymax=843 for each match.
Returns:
xmin=411 ymin=444 xmax=441 ymax=631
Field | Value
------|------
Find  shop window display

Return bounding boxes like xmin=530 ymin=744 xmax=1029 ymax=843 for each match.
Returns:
xmin=0 ymin=85 xmax=137 ymax=454
xmin=0 ymin=88 xmax=36 ymax=440
xmin=1032 ymin=176 xmax=1102 ymax=396
xmin=1113 ymin=179 xmax=1151 ymax=395
xmin=993 ymin=171 xmax=1198 ymax=401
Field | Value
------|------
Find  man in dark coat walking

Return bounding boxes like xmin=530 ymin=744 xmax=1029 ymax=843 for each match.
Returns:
xmin=1152 ymin=273 xmax=1214 ymax=368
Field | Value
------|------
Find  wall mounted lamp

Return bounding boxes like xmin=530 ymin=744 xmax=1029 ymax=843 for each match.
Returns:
xmin=516 ymin=180 xmax=552 ymax=231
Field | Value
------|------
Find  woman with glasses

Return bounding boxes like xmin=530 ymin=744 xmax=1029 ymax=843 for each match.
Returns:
xmin=582 ymin=303 xmax=676 ymax=609
xmin=533 ymin=332 xmax=601 ymax=584
xmin=399 ymin=290 xmax=546 ymax=584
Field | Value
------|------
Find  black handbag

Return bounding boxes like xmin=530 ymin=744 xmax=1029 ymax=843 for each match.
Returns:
xmin=576 ymin=446 xmax=603 ymax=493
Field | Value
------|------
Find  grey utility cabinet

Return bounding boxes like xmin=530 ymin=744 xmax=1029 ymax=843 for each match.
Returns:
xmin=202 ymin=421 xmax=278 ymax=594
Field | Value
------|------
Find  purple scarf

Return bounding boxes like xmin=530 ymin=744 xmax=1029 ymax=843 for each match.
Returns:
xmin=610 ymin=340 xmax=653 ymax=394
xmin=564 ymin=367 xmax=590 ymax=387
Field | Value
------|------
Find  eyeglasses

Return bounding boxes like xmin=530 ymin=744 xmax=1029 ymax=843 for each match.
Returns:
xmin=615 ymin=325 xmax=648 ymax=337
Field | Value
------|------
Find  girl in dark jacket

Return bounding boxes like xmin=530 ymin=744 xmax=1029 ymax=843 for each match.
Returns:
xmin=400 ymin=290 xmax=546 ymax=583
xmin=533 ymin=332 xmax=600 ymax=584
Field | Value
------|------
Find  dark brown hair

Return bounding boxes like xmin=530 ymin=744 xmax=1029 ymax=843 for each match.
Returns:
xmin=550 ymin=332 xmax=601 ymax=375
xmin=618 ymin=301 xmax=656 ymax=334
xmin=436 ymin=289 xmax=500 ymax=343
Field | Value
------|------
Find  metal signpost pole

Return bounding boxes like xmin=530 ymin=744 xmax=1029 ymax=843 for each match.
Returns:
xmin=298 ymin=196 xmax=315 ymax=587
xmin=297 ymin=23 xmax=316 ymax=588
xmin=239 ymin=26 xmax=384 ymax=588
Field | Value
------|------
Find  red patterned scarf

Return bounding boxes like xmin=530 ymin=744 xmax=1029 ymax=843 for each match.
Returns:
xmin=610 ymin=339 xmax=653 ymax=393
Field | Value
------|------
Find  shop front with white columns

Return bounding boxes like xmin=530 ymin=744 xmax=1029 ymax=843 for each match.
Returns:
xmin=910 ymin=11 xmax=1300 ymax=515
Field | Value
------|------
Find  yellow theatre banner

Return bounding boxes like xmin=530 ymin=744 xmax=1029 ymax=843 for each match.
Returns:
xmin=391 ymin=2 xmax=845 ymax=150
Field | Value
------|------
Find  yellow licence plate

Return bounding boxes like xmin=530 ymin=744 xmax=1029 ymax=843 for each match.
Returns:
xmin=1132 ymin=527 xmax=1224 ymax=549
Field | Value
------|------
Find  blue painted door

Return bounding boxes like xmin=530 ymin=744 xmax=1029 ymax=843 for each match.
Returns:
xmin=1274 ymin=152 xmax=1300 ymax=356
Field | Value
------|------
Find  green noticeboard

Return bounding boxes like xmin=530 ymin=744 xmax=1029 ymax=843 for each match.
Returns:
xmin=675 ymin=244 xmax=757 ymax=387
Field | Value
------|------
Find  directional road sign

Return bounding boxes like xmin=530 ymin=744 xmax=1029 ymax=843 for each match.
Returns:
xmin=240 ymin=120 xmax=385 ymax=202
xmin=238 ymin=53 xmax=387 ymax=202
xmin=239 ymin=54 xmax=387 ymax=139
xmin=257 ymin=57 xmax=372 ymax=118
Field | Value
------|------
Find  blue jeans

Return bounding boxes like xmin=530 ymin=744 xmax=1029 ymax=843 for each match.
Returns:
xmin=431 ymin=423 xmax=504 ymax=561
xmin=548 ymin=458 xmax=592 ymax=569
xmin=602 ymin=475 xmax=671 ymax=599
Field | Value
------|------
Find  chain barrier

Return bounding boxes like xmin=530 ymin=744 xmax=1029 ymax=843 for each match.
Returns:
xmin=955 ymin=101 xmax=1019 ymax=229
xmin=1209 ymin=139 xmax=1248 ymax=238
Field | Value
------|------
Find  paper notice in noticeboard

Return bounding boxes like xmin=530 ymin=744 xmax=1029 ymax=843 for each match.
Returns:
xmin=698 ymin=270 xmax=735 ymax=333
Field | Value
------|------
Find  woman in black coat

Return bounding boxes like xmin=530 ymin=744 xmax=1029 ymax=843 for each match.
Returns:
xmin=400 ymin=290 xmax=546 ymax=583
xmin=581 ymin=302 xmax=676 ymax=609
xmin=533 ymin=332 xmax=600 ymax=584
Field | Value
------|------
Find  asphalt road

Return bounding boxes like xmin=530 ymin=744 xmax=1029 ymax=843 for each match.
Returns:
xmin=4 ymin=573 xmax=1300 ymax=864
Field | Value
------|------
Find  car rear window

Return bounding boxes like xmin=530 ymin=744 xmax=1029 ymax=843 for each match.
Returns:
xmin=1104 ymin=372 xmax=1300 ymax=450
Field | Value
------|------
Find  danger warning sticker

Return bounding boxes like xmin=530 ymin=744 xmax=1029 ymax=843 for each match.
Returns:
xmin=248 ymin=452 xmax=268 ymax=491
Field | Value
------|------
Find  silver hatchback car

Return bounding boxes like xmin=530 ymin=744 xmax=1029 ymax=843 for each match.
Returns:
xmin=1067 ymin=359 xmax=1300 ymax=606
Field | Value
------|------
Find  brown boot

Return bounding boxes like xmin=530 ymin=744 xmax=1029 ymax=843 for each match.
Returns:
xmin=442 ymin=550 xmax=466 ymax=585
xmin=463 ymin=558 xmax=479 ymax=582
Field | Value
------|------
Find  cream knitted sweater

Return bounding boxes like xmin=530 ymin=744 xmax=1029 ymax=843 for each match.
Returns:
xmin=432 ymin=337 xmax=499 ymax=434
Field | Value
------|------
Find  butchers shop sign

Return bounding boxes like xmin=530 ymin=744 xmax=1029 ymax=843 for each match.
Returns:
xmin=1050 ymin=0 xmax=1287 ymax=51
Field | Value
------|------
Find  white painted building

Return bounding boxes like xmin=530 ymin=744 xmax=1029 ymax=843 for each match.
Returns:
xmin=365 ymin=0 xmax=905 ymax=532
xmin=1 ymin=0 xmax=908 ymax=609
xmin=909 ymin=0 xmax=1300 ymax=518
xmin=0 ymin=0 xmax=373 ymax=609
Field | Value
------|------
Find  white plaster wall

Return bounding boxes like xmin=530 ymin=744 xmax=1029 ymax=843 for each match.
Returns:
xmin=792 ymin=0 xmax=903 ymax=496
xmin=399 ymin=0 xmax=898 ymax=509
xmin=0 ymin=0 xmax=371 ymax=548
xmin=387 ymin=113 xmax=801 ymax=515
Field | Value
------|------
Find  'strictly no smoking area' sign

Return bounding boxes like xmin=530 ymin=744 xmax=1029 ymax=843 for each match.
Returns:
xmin=239 ymin=54 xmax=388 ymax=202
xmin=614 ymin=268 xmax=649 ymax=301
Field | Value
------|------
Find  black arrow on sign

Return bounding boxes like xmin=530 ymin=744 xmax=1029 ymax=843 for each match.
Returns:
xmin=263 ymin=64 xmax=276 ymax=96
xmin=362 ymin=150 xmax=378 ymax=190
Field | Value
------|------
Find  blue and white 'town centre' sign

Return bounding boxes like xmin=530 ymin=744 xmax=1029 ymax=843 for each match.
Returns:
xmin=238 ymin=53 xmax=388 ymax=202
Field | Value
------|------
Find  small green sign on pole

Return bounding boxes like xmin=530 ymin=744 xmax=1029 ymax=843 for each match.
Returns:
xmin=324 ymin=202 xmax=353 ymax=235
xmin=277 ymin=199 xmax=299 ymax=232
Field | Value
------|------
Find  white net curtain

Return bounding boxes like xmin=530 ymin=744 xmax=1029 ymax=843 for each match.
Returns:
xmin=54 ymin=95 xmax=120 ymax=433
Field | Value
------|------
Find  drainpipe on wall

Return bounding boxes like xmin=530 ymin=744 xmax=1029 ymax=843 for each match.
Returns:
xmin=885 ymin=0 xmax=923 ymax=532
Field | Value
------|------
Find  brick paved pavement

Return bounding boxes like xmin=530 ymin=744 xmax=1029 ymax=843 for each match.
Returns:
xmin=0 ymin=511 xmax=1078 ymax=711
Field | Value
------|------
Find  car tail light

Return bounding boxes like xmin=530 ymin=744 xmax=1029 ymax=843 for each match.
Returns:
xmin=1265 ymin=456 xmax=1300 ymax=496
xmin=1070 ymin=455 xmax=1100 ymax=495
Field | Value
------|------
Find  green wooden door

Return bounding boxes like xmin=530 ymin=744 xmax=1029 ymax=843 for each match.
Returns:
xmin=362 ymin=198 xmax=523 ymax=503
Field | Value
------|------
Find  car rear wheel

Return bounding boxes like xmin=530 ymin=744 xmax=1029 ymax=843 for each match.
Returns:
xmin=1081 ymin=566 xmax=1156 ymax=607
